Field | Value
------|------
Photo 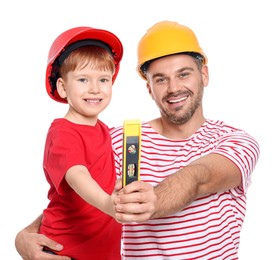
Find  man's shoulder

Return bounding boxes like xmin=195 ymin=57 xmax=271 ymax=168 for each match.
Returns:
xmin=205 ymin=119 xmax=258 ymax=146
xmin=205 ymin=119 xmax=244 ymax=134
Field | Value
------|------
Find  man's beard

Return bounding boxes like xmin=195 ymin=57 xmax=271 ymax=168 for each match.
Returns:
xmin=159 ymin=86 xmax=204 ymax=125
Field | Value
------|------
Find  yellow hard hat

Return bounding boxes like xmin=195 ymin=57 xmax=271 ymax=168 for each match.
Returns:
xmin=137 ymin=21 xmax=207 ymax=80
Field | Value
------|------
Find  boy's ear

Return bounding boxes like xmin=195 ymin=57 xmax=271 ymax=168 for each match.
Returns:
xmin=56 ymin=78 xmax=67 ymax=99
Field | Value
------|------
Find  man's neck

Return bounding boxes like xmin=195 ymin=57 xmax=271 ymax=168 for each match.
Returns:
xmin=148 ymin=113 xmax=206 ymax=140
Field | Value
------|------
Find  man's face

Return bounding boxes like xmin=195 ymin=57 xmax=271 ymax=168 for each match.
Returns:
xmin=146 ymin=54 xmax=208 ymax=125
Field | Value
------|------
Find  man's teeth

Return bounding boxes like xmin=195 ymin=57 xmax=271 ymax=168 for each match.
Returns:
xmin=168 ymin=97 xmax=187 ymax=103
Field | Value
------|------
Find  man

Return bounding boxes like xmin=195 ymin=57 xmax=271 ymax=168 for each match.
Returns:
xmin=15 ymin=21 xmax=259 ymax=259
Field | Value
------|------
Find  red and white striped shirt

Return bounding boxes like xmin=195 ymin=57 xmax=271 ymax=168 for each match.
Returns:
xmin=110 ymin=120 xmax=260 ymax=260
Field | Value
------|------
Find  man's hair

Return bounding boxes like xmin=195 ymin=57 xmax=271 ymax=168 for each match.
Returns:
xmin=141 ymin=52 xmax=204 ymax=77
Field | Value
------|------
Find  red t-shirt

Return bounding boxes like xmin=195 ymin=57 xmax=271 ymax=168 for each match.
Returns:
xmin=40 ymin=118 xmax=121 ymax=260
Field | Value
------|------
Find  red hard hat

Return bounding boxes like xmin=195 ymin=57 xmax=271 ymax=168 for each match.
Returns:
xmin=46 ymin=26 xmax=123 ymax=103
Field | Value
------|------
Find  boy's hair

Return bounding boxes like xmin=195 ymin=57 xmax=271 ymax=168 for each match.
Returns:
xmin=59 ymin=45 xmax=116 ymax=79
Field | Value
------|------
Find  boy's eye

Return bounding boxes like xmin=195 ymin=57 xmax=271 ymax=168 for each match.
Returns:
xmin=78 ymin=78 xmax=87 ymax=83
xmin=100 ymin=78 xmax=108 ymax=83
xmin=100 ymin=77 xmax=112 ymax=83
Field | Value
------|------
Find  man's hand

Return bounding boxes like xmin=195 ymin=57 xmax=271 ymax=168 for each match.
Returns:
xmin=15 ymin=229 xmax=71 ymax=260
xmin=114 ymin=180 xmax=156 ymax=223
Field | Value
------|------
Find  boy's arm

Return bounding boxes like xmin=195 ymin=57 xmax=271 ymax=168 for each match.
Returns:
xmin=15 ymin=214 xmax=71 ymax=260
xmin=65 ymin=165 xmax=115 ymax=217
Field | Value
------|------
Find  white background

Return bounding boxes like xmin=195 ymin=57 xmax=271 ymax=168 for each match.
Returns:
xmin=1 ymin=0 xmax=279 ymax=259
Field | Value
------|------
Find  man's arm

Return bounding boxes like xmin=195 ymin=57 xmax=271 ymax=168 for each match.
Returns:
xmin=151 ymin=153 xmax=241 ymax=218
xmin=115 ymin=153 xmax=241 ymax=220
xmin=15 ymin=214 xmax=71 ymax=260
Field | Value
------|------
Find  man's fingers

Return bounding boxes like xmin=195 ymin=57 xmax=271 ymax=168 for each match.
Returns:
xmin=122 ymin=180 xmax=149 ymax=193
xmin=116 ymin=190 xmax=145 ymax=204
xmin=116 ymin=202 xmax=155 ymax=214
xmin=116 ymin=181 xmax=156 ymax=204
xmin=115 ymin=211 xmax=153 ymax=223
xmin=114 ymin=180 xmax=156 ymax=223
xmin=15 ymin=232 xmax=71 ymax=260
xmin=37 ymin=235 xmax=63 ymax=252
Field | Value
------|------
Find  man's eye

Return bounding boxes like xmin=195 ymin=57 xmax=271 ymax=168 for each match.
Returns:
xmin=155 ymin=78 xmax=166 ymax=84
xmin=180 ymin=72 xmax=189 ymax=78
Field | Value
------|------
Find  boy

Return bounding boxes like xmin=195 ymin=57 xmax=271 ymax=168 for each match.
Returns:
xmin=40 ymin=26 xmax=123 ymax=259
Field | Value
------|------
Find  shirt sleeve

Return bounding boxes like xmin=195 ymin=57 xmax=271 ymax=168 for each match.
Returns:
xmin=213 ymin=130 xmax=260 ymax=196
xmin=44 ymin=129 xmax=86 ymax=195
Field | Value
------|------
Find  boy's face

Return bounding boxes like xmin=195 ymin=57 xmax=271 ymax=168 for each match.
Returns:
xmin=57 ymin=65 xmax=113 ymax=125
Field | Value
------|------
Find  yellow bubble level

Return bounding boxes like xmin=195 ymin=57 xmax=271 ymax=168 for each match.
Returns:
xmin=122 ymin=119 xmax=141 ymax=186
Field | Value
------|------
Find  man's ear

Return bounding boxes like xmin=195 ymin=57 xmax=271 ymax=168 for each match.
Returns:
xmin=146 ymin=82 xmax=154 ymax=100
xmin=56 ymin=78 xmax=67 ymax=99
xmin=201 ymin=65 xmax=209 ymax=88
